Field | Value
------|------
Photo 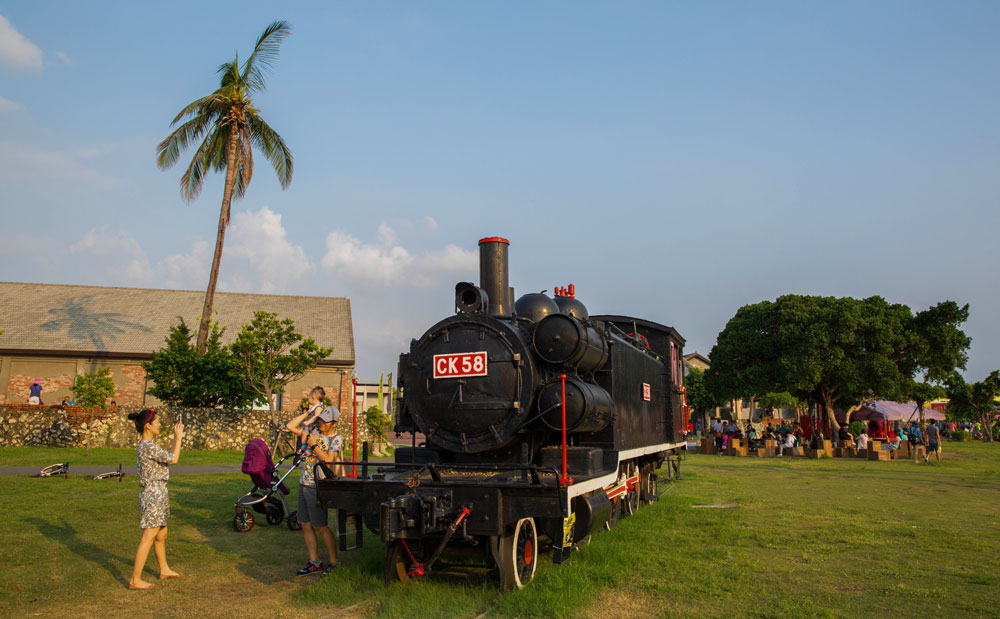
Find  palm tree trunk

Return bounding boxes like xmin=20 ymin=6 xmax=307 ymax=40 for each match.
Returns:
xmin=196 ymin=130 xmax=240 ymax=354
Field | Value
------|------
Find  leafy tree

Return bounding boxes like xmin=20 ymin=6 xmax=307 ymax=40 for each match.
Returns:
xmin=706 ymin=295 xmax=970 ymax=433
xmin=946 ymin=371 xmax=1000 ymax=442
xmin=684 ymin=368 xmax=721 ymax=429
xmin=156 ymin=21 xmax=294 ymax=354
xmin=142 ymin=317 xmax=254 ymax=408
xmin=71 ymin=368 xmax=116 ymax=409
xmin=908 ymin=382 xmax=946 ymax=426
xmin=230 ymin=311 xmax=331 ymax=443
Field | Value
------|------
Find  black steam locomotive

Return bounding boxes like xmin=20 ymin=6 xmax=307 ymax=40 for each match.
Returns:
xmin=316 ymin=237 xmax=687 ymax=590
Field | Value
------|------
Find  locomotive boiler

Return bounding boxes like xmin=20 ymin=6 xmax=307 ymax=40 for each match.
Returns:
xmin=316 ymin=237 xmax=687 ymax=590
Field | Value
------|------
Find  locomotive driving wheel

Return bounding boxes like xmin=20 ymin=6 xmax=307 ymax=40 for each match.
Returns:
xmin=623 ymin=463 xmax=640 ymax=517
xmin=640 ymin=467 xmax=657 ymax=504
xmin=498 ymin=518 xmax=538 ymax=591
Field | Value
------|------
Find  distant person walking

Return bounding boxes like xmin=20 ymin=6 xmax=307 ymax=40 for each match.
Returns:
xmin=127 ymin=409 xmax=184 ymax=590
xmin=28 ymin=378 xmax=43 ymax=404
xmin=908 ymin=421 xmax=923 ymax=463
xmin=924 ymin=421 xmax=942 ymax=463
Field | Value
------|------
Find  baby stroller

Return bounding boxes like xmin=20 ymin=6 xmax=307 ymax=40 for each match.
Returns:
xmin=234 ymin=438 xmax=307 ymax=532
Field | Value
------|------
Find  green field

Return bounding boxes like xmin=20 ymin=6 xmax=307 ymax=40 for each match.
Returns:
xmin=0 ymin=446 xmax=244 ymax=466
xmin=1 ymin=442 xmax=998 ymax=617
xmin=0 ymin=443 xmax=390 ymax=467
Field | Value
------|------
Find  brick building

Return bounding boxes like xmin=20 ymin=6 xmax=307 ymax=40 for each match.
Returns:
xmin=0 ymin=282 xmax=355 ymax=412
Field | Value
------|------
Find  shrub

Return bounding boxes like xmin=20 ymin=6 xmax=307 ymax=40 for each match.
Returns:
xmin=365 ymin=406 xmax=392 ymax=442
xmin=849 ymin=420 xmax=866 ymax=437
xmin=951 ymin=429 xmax=970 ymax=442
xmin=71 ymin=369 xmax=116 ymax=409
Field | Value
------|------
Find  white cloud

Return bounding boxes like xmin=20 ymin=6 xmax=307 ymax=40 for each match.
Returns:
xmin=422 ymin=215 xmax=439 ymax=231
xmin=71 ymin=227 xmax=153 ymax=285
xmin=53 ymin=51 xmax=71 ymax=66
xmin=227 ymin=207 xmax=314 ymax=293
xmin=322 ymin=222 xmax=477 ymax=288
xmin=0 ymin=15 xmax=42 ymax=71
xmin=0 ymin=95 xmax=19 ymax=113
xmin=160 ymin=240 xmax=211 ymax=289
xmin=0 ymin=141 xmax=119 ymax=187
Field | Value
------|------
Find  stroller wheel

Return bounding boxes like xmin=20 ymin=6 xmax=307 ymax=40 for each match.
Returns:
xmin=266 ymin=511 xmax=283 ymax=526
xmin=234 ymin=509 xmax=255 ymax=532
xmin=287 ymin=510 xmax=301 ymax=531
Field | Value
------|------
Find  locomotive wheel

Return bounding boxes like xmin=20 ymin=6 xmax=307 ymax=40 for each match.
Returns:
xmin=499 ymin=518 xmax=538 ymax=591
xmin=640 ymin=470 xmax=657 ymax=504
xmin=605 ymin=498 xmax=620 ymax=529
xmin=624 ymin=482 xmax=640 ymax=516
xmin=233 ymin=509 xmax=254 ymax=532
xmin=384 ymin=540 xmax=423 ymax=586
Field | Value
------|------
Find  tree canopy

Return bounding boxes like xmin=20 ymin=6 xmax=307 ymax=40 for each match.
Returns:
xmin=230 ymin=311 xmax=331 ymax=433
xmin=947 ymin=370 xmax=999 ymax=442
xmin=142 ymin=317 xmax=254 ymax=409
xmin=684 ymin=367 xmax=721 ymax=427
xmin=706 ymin=295 xmax=970 ymax=430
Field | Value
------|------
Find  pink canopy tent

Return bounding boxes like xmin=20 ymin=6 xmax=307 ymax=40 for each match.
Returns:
xmin=850 ymin=400 xmax=946 ymax=423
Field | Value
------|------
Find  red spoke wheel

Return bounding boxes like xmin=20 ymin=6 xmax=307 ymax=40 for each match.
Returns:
xmin=287 ymin=510 xmax=301 ymax=531
xmin=606 ymin=497 xmax=620 ymax=529
xmin=499 ymin=518 xmax=537 ymax=591
xmin=233 ymin=509 xmax=254 ymax=532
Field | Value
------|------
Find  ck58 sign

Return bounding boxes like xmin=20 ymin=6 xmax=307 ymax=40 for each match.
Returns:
xmin=433 ymin=351 xmax=488 ymax=379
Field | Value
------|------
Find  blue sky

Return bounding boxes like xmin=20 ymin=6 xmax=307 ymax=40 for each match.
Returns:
xmin=1 ymin=2 xmax=998 ymax=380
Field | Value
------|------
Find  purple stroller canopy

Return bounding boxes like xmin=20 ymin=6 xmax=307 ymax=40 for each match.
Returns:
xmin=241 ymin=438 xmax=288 ymax=495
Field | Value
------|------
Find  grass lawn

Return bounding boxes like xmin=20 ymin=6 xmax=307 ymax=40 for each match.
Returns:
xmin=0 ymin=444 xmax=393 ymax=467
xmin=0 ymin=446 xmax=244 ymax=467
xmin=1 ymin=442 xmax=998 ymax=617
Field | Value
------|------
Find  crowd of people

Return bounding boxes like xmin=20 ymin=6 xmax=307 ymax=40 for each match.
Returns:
xmin=693 ymin=417 xmax=966 ymax=463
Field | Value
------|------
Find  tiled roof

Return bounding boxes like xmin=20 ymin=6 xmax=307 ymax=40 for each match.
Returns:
xmin=0 ymin=282 xmax=353 ymax=364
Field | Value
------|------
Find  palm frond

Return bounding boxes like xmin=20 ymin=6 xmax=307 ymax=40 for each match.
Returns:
xmin=217 ymin=54 xmax=242 ymax=89
xmin=156 ymin=112 xmax=216 ymax=170
xmin=243 ymin=20 xmax=292 ymax=93
xmin=247 ymin=113 xmax=293 ymax=188
xmin=206 ymin=128 xmax=230 ymax=173
xmin=232 ymin=133 xmax=254 ymax=200
xmin=169 ymin=93 xmax=220 ymax=126
xmin=178 ymin=129 xmax=221 ymax=202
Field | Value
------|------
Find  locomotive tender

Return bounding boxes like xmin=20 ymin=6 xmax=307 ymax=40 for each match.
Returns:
xmin=316 ymin=237 xmax=687 ymax=590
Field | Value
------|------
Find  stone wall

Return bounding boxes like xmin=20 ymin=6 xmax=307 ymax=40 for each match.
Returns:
xmin=0 ymin=404 xmax=382 ymax=452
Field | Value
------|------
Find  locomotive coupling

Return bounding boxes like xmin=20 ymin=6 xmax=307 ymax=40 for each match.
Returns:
xmin=379 ymin=491 xmax=454 ymax=542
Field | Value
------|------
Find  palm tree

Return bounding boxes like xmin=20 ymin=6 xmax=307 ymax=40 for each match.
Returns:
xmin=157 ymin=20 xmax=294 ymax=354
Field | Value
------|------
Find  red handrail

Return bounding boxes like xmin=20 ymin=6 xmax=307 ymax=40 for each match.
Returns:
xmin=351 ymin=378 xmax=358 ymax=477
xmin=559 ymin=373 xmax=572 ymax=487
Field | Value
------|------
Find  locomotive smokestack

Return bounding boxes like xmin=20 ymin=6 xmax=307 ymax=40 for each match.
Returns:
xmin=478 ymin=237 xmax=511 ymax=316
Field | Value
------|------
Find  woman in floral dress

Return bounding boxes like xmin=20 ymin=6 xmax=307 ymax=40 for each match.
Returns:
xmin=127 ymin=409 xmax=184 ymax=590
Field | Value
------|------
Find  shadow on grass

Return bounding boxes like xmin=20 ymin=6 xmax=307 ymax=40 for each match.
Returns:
xmin=23 ymin=518 xmax=130 ymax=587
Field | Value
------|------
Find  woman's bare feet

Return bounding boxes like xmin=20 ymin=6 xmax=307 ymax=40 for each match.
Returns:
xmin=159 ymin=570 xmax=183 ymax=580
xmin=128 ymin=579 xmax=155 ymax=590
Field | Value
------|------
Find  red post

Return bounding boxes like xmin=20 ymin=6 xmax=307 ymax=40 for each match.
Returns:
xmin=559 ymin=373 xmax=572 ymax=486
xmin=351 ymin=378 xmax=358 ymax=477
